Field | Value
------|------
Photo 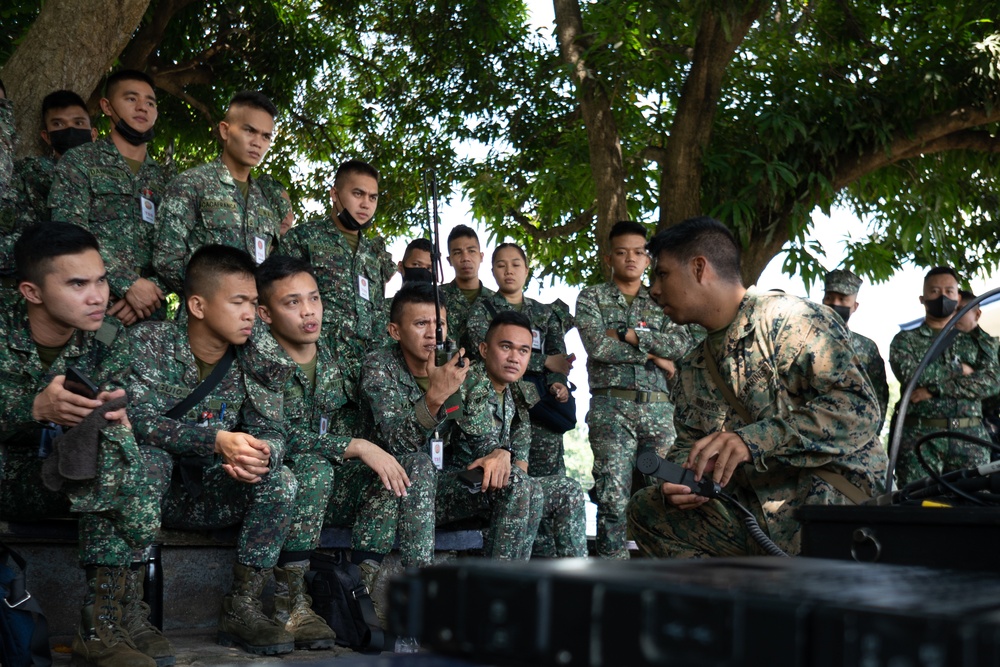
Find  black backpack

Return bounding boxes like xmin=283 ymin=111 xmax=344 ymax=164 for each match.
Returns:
xmin=0 ymin=542 xmax=51 ymax=667
xmin=305 ymin=551 xmax=384 ymax=652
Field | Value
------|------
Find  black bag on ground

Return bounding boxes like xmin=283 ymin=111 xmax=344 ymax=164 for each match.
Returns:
xmin=305 ymin=551 xmax=384 ymax=652
xmin=0 ymin=542 xmax=52 ymax=667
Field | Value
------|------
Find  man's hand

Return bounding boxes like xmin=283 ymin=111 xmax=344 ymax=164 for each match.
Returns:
xmin=108 ymin=299 xmax=139 ymax=326
xmin=32 ymin=375 xmax=103 ymax=426
xmin=685 ymin=431 xmax=751 ymax=487
xmin=549 ymin=382 xmax=570 ymax=403
xmin=124 ymin=277 xmax=164 ymax=319
xmin=97 ymin=388 xmax=131 ymax=428
xmin=423 ymin=348 xmax=469 ymax=414
xmin=605 ymin=328 xmax=638 ymax=345
xmin=961 ymin=362 xmax=975 ymax=376
xmin=545 ymin=353 xmax=572 ymax=376
xmin=468 ymin=448 xmax=512 ymax=492
xmin=649 ymin=355 xmax=676 ymax=379
xmin=910 ymin=387 xmax=933 ymax=404
xmin=661 ymin=481 xmax=712 ymax=510
xmin=347 ymin=438 xmax=411 ymax=497
xmin=215 ymin=431 xmax=271 ymax=483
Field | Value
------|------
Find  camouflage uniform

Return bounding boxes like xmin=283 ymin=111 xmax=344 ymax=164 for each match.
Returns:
xmin=48 ymin=137 xmax=172 ymax=305
xmin=281 ymin=219 xmax=394 ymax=404
xmin=11 ymin=155 xmax=56 ymax=228
xmin=627 ymin=291 xmax=887 ymax=557
xmin=127 ymin=320 xmax=295 ymax=568
xmin=0 ymin=299 xmax=161 ymax=566
xmin=852 ymin=331 xmax=889 ymax=432
xmin=577 ymin=282 xmax=701 ymax=559
xmin=888 ymin=322 xmax=1000 ymax=486
xmin=441 ymin=280 xmax=495 ymax=347
xmin=261 ymin=331 xmax=435 ymax=568
xmin=0 ymin=98 xmax=13 ymax=197
xmin=153 ymin=157 xmax=282 ymax=295
xmin=359 ymin=346 xmax=542 ymax=560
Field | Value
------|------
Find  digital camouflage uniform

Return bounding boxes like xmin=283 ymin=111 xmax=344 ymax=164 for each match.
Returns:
xmin=851 ymin=331 xmax=889 ymax=432
xmin=577 ymin=281 xmax=701 ymax=559
xmin=627 ymin=291 xmax=887 ymax=557
xmin=0 ymin=299 xmax=160 ymax=566
xmin=127 ymin=320 xmax=295 ymax=569
xmin=0 ymin=98 xmax=13 ymax=196
xmin=889 ymin=322 xmax=1000 ymax=486
xmin=281 ymin=219 xmax=395 ymax=400
xmin=258 ymin=331 xmax=435 ymax=568
xmin=11 ymin=154 xmax=56 ymax=228
xmin=48 ymin=137 xmax=172 ymax=306
xmin=441 ymin=279 xmax=495 ymax=348
xmin=153 ymin=157 xmax=282 ymax=295
xmin=359 ymin=346 xmax=541 ymax=560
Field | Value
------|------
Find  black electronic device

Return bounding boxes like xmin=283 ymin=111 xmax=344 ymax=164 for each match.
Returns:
xmin=456 ymin=467 xmax=484 ymax=492
xmin=64 ymin=365 xmax=99 ymax=399
xmin=424 ymin=169 xmax=464 ymax=369
xmin=635 ymin=450 xmax=720 ymax=498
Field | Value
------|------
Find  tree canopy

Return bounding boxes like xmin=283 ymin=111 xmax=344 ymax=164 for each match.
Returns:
xmin=2 ymin=0 xmax=999 ymax=289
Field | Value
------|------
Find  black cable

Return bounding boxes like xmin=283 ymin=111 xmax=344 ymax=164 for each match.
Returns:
xmin=913 ymin=430 xmax=1000 ymax=506
xmin=717 ymin=490 xmax=788 ymax=557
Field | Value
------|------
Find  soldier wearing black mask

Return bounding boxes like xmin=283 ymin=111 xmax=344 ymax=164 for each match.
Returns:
xmin=889 ymin=266 xmax=1000 ymax=485
xmin=822 ymin=268 xmax=889 ymax=431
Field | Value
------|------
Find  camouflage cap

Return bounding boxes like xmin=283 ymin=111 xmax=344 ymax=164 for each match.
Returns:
xmin=824 ymin=269 xmax=862 ymax=296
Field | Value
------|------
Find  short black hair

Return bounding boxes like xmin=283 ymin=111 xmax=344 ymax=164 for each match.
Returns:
xmin=924 ymin=266 xmax=959 ymax=286
xmin=448 ymin=224 xmax=479 ymax=247
xmin=335 ymin=159 xmax=379 ymax=187
xmin=646 ymin=216 xmax=743 ymax=285
xmin=484 ymin=310 xmax=532 ymax=343
xmin=390 ymin=281 xmax=443 ymax=325
xmin=959 ymin=289 xmax=977 ymax=303
xmin=227 ymin=90 xmax=278 ymax=119
xmin=256 ymin=254 xmax=316 ymax=306
xmin=15 ymin=222 xmax=100 ymax=285
xmin=105 ymin=69 xmax=156 ymax=98
xmin=608 ymin=220 xmax=648 ymax=243
xmin=184 ymin=245 xmax=257 ymax=307
xmin=402 ymin=238 xmax=432 ymax=264
xmin=492 ymin=242 xmax=527 ymax=264
xmin=41 ymin=90 xmax=89 ymax=125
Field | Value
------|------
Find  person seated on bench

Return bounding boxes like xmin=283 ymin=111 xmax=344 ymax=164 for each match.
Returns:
xmin=0 ymin=222 xmax=172 ymax=667
xmin=359 ymin=282 xmax=542 ymax=561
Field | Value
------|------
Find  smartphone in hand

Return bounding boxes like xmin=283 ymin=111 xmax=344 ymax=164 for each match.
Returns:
xmin=64 ymin=365 xmax=99 ymax=399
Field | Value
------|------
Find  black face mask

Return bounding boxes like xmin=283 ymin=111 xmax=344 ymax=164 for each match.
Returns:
xmin=337 ymin=206 xmax=373 ymax=232
xmin=925 ymin=295 xmax=958 ymax=319
xmin=402 ymin=266 xmax=434 ymax=284
xmin=830 ymin=304 xmax=853 ymax=324
xmin=48 ymin=127 xmax=93 ymax=155
xmin=114 ymin=118 xmax=155 ymax=146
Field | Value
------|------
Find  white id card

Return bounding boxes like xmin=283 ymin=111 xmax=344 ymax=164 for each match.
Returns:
xmin=254 ymin=236 xmax=267 ymax=264
xmin=358 ymin=275 xmax=370 ymax=301
xmin=140 ymin=192 xmax=156 ymax=224
xmin=430 ymin=435 xmax=444 ymax=470
xmin=531 ymin=328 xmax=542 ymax=351
xmin=319 ymin=416 xmax=328 ymax=436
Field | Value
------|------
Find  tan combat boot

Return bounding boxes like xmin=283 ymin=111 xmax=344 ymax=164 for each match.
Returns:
xmin=358 ymin=559 xmax=386 ymax=627
xmin=216 ymin=563 xmax=294 ymax=655
xmin=272 ymin=563 xmax=337 ymax=650
xmin=121 ymin=567 xmax=175 ymax=667
xmin=71 ymin=566 xmax=156 ymax=667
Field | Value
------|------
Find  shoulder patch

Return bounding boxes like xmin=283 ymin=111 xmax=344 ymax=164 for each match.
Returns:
xmin=94 ymin=320 xmax=121 ymax=347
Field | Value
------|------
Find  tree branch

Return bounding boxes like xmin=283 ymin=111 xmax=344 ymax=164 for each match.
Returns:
xmin=896 ymin=129 xmax=1000 ymax=160
xmin=119 ymin=0 xmax=200 ymax=70
xmin=510 ymin=206 xmax=594 ymax=240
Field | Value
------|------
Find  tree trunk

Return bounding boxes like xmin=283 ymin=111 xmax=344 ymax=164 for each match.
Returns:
xmin=553 ymin=0 xmax=628 ymax=278
xmin=1 ymin=0 xmax=152 ymax=158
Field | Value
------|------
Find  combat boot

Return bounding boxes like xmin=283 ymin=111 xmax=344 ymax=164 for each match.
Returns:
xmin=121 ymin=567 xmax=175 ymax=667
xmin=71 ymin=566 xmax=156 ymax=667
xmin=272 ymin=562 xmax=336 ymax=650
xmin=358 ymin=559 xmax=386 ymax=627
xmin=217 ymin=563 xmax=294 ymax=655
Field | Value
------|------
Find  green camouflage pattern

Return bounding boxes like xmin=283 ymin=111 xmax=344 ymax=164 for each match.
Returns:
xmin=441 ymin=280 xmax=494 ymax=347
xmin=852 ymin=330 xmax=889 ymax=432
xmin=48 ymin=137 xmax=172 ymax=301
xmin=0 ymin=300 xmax=159 ymax=566
xmin=889 ymin=322 xmax=999 ymax=485
xmin=628 ymin=291 xmax=887 ymax=558
xmin=10 ymin=154 xmax=56 ymax=229
xmin=281 ymin=218 xmax=394 ymax=386
xmin=153 ymin=157 xmax=282 ymax=294
xmin=0 ymin=99 xmax=13 ymax=197
xmin=577 ymin=281 xmax=701 ymax=559
xmin=127 ymin=319 xmax=294 ymax=568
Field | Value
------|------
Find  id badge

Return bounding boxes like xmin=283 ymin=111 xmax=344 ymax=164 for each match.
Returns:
xmin=254 ymin=236 xmax=267 ymax=264
xmin=140 ymin=189 xmax=156 ymax=224
xmin=531 ymin=328 xmax=542 ymax=351
xmin=430 ymin=432 xmax=444 ymax=470
xmin=358 ymin=275 xmax=370 ymax=301
xmin=319 ymin=416 xmax=329 ymax=436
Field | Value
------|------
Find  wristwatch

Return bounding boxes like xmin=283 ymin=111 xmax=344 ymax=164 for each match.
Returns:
xmin=617 ymin=327 xmax=628 ymax=342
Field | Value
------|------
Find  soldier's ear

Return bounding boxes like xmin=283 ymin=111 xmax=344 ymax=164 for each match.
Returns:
xmin=479 ymin=341 xmax=488 ymax=359
xmin=19 ymin=281 xmax=43 ymax=305
xmin=218 ymin=120 xmax=230 ymax=142
xmin=187 ymin=294 xmax=206 ymax=320
xmin=388 ymin=321 xmax=402 ymax=342
xmin=257 ymin=304 xmax=272 ymax=325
